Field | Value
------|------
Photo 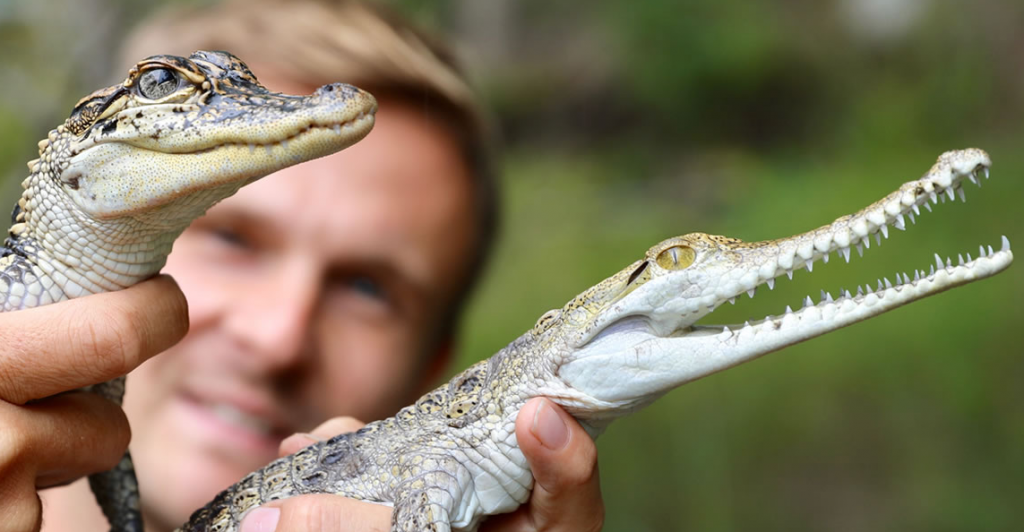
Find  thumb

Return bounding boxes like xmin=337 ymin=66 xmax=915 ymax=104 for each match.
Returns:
xmin=514 ymin=398 xmax=604 ymax=531
xmin=239 ymin=494 xmax=391 ymax=532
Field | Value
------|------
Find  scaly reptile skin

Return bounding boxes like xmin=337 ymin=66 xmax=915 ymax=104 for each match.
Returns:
xmin=179 ymin=149 xmax=1011 ymax=531
xmin=1 ymin=50 xmax=376 ymax=532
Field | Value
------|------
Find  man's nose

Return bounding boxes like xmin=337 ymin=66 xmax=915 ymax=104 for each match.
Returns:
xmin=225 ymin=261 xmax=320 ymax=368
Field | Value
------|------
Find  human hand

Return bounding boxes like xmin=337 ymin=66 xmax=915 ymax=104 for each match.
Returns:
xmin=0 ymin=275 xmax=189 ymax=531
xmin=241 ymin=398 xmax=604 ymax=532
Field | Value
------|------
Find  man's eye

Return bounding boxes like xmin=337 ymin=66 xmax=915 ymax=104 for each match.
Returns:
xmin=211 ymin=227 xmax=248 ymax=248
xmin=348 ymin=276 xmax=385 ymax=300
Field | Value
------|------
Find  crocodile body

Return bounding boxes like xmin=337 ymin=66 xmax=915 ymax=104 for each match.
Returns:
xmin=2 ymin=51 xmax=376 ymax=531
xmin=179 ymin=149 xmax=1011 ymax=532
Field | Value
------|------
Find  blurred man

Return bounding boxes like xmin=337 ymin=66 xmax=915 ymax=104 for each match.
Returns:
xmin=16 ymin=1 xmax=605 ymax=531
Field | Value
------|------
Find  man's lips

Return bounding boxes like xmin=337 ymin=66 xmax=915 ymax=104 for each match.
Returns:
xmin=206 ymin=400 xmax=276 ymax=436
xmin=175 ymin=388 xmax=296 ymax=453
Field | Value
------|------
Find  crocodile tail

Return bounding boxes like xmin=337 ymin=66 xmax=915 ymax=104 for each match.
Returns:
xmin=87 ymin=449 xmax=144 ymax=532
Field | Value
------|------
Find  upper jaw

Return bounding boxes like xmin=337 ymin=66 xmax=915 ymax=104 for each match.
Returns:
xmin=87 ymin=86 xmax=377 ymax=155
xmin=726 ymin=148 xmax=993 ymax=293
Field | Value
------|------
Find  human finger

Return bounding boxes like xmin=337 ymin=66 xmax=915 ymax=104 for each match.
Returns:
xmin=239 ymin=494 xmax=391 ymax=532
xmin=278 ymin=416 xmax=366 ymax=456
xmin=486 ymin=398 xmax=604 ymax=532
xmin=0 ymin=275 xmax=189 ymax=404
xmin=0 ymin=391 xmax=130 ymax=489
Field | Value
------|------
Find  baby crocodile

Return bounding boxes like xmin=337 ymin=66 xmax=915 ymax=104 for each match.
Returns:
xmin=178 ymin=149 xmax=1010 ymax=531
xmin=1 ymin=50 xmax=376 ymax=532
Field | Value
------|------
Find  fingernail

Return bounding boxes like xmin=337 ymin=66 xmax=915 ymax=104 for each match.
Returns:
xmin=240 ymin=507 xmax=280 ymax=532
xmin=531 ymin=400 xmax=569 ymax=450
xmin=295 ymin=432 xmax=325 ymax=442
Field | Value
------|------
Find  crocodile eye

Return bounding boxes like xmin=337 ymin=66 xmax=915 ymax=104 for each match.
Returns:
xmin=655 ymin=245 xmax=695 ymax=270
xmin=137 ymin=68 xmax=180 ymax=100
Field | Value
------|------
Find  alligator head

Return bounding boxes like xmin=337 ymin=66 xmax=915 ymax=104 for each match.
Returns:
xmin=524 ymin=149 xmax=1012 ymax=424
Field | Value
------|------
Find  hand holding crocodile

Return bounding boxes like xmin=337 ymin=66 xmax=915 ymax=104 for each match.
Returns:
xmin=238 ymin=399 xmax=604 ymax=532
xmin=0 ymin=276 xmax=188 ymax=531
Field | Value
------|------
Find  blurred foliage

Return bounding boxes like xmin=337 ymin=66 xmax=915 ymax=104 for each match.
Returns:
xmin=1 ymin=0 xmax=1021 ymax=530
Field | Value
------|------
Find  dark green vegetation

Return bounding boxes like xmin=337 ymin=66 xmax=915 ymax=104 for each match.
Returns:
xmin=2 ymin=1 xmax=1021 ymax=530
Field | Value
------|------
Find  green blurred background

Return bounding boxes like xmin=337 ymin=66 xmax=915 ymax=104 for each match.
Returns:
xmin=1 ymin=0 xmax=1021 ymax=530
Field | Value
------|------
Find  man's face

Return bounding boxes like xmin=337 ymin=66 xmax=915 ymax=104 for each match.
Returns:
xmin=123 ymin=76 xmax=477 ymax=527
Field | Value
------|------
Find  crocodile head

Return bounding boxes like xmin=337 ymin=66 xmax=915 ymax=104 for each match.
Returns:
xmin=33 ymin=50 xmax=376 ymax=222
xmin=532 ymin=149 xmax=1012 ymax=423
xmin=8 ymin=50 xmax=375 ymax=299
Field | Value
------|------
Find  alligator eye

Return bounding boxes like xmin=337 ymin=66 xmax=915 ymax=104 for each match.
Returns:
xmin=137 ymin=68 xmax=180 ymax=100
xmin=655 ymin=245 xmax=695 ymax=270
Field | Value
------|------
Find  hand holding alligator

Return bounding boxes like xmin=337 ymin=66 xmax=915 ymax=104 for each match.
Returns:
xmin=239 ymin=398 xmax=605 ymax=532
xmin=0 ymin=276 xmax=188 ymax=531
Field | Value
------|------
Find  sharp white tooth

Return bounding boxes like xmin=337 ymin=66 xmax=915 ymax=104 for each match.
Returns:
xmin=856 ymin=286 xmax=864 ymax=296
xmin=721 ymin=326 xmax=732 ymax=337
xmin=819 ymin=290 xmax=826 ymax=302
xmin=924 ymin=202 xmax=933 ymax=212
xmin=966 ymin=253 xmax=973 ymax=263
xmin=863 ymin=236 xmax=871 ymax=249
xmin=825 ymin=291 xmax=834 ymax=303
xmin=895 ymin=273 xmax=903 ymax=284
xmin=856 ymin=243 xmax=864 ymax=257
xmin=912 ymin=204 xmax=921 ymax=215
xmin=785 ymin=305 xmax=793 ymax=314
xmin=913 ymin=270 xmax=920 ymax=282
xmin=744 ymin=320 xmax=752 ymax=328
xmin=939 ymin=192 xmax=947 ymax=203
xmin=958 ymin=254 xmax=965 ymax=266
xmin=908 ymin=212 xmax=916 ymax=224
xmin=934 ymin=254 xmax=944 ymax=270
xmin=843 ymin=289 xmax=852 ymax=299
xmin=929 ymin=264 xmax=935 ymax=276
xmin=988 ymin=244 xmax=995 ymax=255
xmin=728 ymin=297 xmax=736 ymax=305
xmin=884 ymin=277 xmax=893 ymax=289
xmin=840 ymin=247 xmax=851 ymax=262
xmin=929 ymin=192 xmax=938 ymax=204
xmin=958 ymin=188 xmax=967 ymax=203
xmin=903 ymin=271 xmax=911 ymax=284
xmin=894 ymin=214 xmax=905 ymax=230
xmin=876 ymin=280 xmax=883 ymax=292
xmin=979 ymin=244 xmax=987 ymax=257
xmin=803 ymin=296 xmax=814 ymax=308
xmin=747 ymin=289 xmax=756 ymax=299
xmin=1001 ymin=235 xmax=1010 ymax=251
xmin=822 ymin=253 xmax=830 ymax=264
xmin=945 ymin=257 xmax=952 ymax=269
xmin=766 ymin=278 xmax=775 ymax=290
xmin=984 ymin=167 xmax=990 ymax=179
xmin=880 ymin=225 xmax=889 ymax=239
xmin=805 ymin=260 xmax=813 ymax=272
xmin=874 ymin=233 xmax=882 ymax=246
xmin=786 ymin=270 xmax=794 ymax=280
xmin=968 ymin=173 xmax=979 ymax=186
xmin=946 ymin=188 xmax=955 ymax=201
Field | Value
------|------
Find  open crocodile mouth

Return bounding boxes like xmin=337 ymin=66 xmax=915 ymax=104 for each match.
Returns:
xmin=559 ymin=149 xmax=1012 ymax=406
xmin=691 ymin=148 xmax=1012 ymax=345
